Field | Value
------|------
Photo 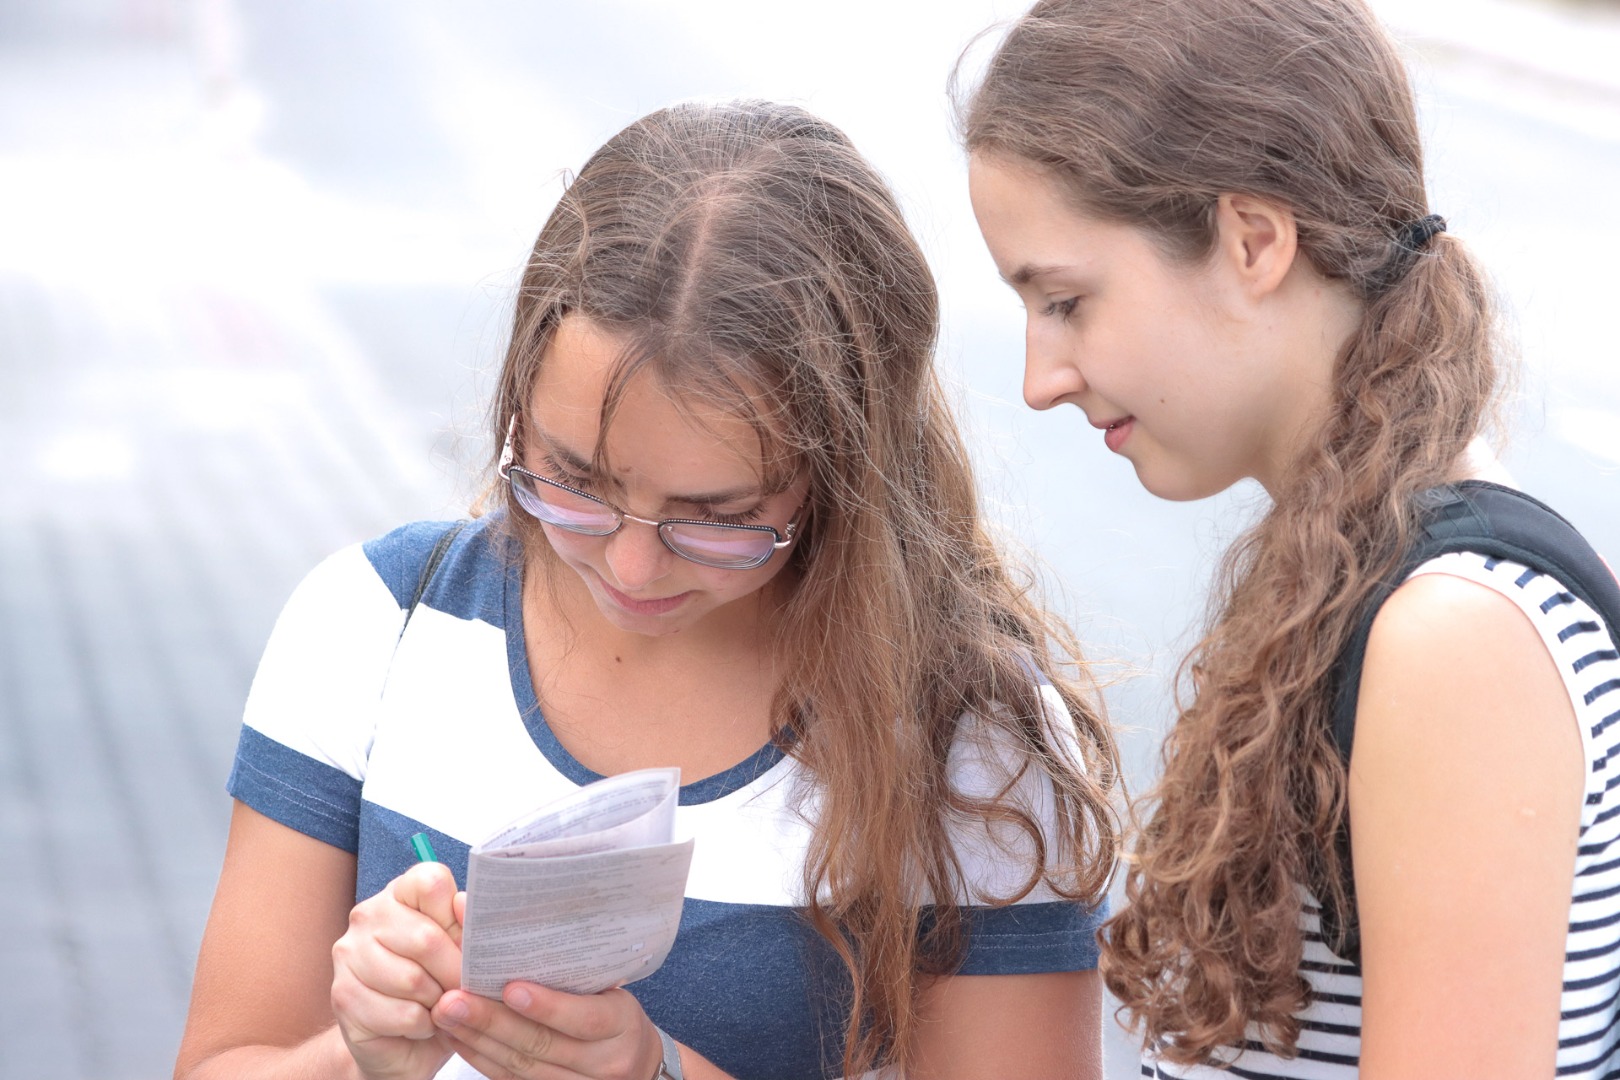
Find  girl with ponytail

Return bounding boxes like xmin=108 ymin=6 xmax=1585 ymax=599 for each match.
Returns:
xmin=962 ymin=0 xmax=1620 ymax=1076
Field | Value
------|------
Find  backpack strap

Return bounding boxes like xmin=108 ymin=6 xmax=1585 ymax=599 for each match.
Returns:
xmin=397 ymin=520 xmax=467 ymax=643
xmin=1321 ymin=481 xmax=1620 ymax=964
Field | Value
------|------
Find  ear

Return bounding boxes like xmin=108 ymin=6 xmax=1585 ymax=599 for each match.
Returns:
xmin=1212 ymin=193 xmax=1298 ymax=299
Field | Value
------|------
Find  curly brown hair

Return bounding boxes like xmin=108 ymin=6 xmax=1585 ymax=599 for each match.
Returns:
xmin=962 ymin=0 xmax=1501 ymax=1062
xmin=485 ymin=100 xmax=1120 ymax=1076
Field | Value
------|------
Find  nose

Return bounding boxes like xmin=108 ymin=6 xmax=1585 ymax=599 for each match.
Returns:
xmin=1021 ymin=320 xmax=1086 ymax=411
xmin=602 ymin=519 xmax=674 ymax=591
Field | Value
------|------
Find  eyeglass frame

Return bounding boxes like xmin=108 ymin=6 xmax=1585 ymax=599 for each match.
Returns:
xmin=498 ymin=417 xmax=806 ymax=571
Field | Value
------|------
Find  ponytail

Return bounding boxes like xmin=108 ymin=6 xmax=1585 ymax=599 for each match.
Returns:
xmin=962 ymin=0 xmax=1502 ymax=1060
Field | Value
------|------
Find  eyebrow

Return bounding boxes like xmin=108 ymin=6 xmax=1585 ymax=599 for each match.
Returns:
xmin=528 ymin=424 xmax=767 ymax=506
xmin=1004 ymin=263 xmax=1079 ymax=287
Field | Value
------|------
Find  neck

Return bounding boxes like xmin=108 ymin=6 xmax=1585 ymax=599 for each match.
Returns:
xmin=1452 ymin=436 xmax=1515 ymax=487
xmin=1254 ymin=271 xmax=1366 ymax=498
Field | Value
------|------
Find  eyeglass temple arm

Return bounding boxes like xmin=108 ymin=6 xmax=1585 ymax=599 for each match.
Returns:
xmin=498 ymin=416 xmax=518 ymax=473
xmin=774 ymin=504 xmax=810 ymax=546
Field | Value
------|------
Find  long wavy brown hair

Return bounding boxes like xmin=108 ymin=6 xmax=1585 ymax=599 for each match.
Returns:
xmin=963 ymin=0 xmax=1501 ymax=1063
xmin=483 ymin=100 xmax=1119 ymax=1076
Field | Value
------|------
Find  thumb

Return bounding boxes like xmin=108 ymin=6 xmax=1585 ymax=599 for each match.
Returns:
xmin=450 ymin=891 xmax=466 ymax=947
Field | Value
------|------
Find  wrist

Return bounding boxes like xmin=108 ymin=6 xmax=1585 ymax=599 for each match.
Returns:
xmin=647 ymin=1024 xmax=683 ymax=1080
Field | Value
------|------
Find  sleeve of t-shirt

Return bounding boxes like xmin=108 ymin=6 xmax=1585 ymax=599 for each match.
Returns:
xmin=944 ymin=683 xmax=1111 ymax=975
xmin=226 ymin=541 xmax=406 ymax=853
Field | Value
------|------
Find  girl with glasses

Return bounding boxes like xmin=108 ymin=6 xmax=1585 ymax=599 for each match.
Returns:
xmin=176 ymin=100 xmax=1118 ymax=1080
xmin=963 ymin=1 xmax=1620 ymax=1077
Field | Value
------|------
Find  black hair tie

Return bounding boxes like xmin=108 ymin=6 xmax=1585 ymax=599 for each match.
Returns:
xmin=1397 ymin=213 xmax=1447 ymax=251
xmin=1370 ymin=213 xmax=1448 ymax=293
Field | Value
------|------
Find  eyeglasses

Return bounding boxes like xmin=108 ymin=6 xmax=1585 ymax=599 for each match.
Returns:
xmin=499 ymin=423 xmax=803 ymax=571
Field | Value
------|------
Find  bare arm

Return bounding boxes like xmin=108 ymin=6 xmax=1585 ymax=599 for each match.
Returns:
xmin=1351 ymin=572 xmax=1582 ymax=1078
xmin=176 ymin=803 xmax=466 ymax=1080
xmin=175 ymin=802 xmax=363 ymax=1080
xmin=909 ymin=970 xmax=1103 ymax=1080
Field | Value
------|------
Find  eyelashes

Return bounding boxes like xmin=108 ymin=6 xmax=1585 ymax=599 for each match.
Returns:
xmin=540 ymin=453 xmax=593 ymax=490
xmin=701 ymin=505 xmax=768 ymax=526
xmin=1042 ymin=297 xmax=1080 ymax=320
xmin=538 ymin=453 xmax=767 ymax=524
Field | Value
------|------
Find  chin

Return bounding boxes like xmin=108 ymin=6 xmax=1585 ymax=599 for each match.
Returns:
xmin=1131 ymin=461 xmax=1235 ymax=503
xmin=600 ymin=611 xmax=691 ymax=637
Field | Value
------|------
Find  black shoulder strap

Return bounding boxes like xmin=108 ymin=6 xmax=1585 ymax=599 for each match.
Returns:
xmin=397 ymin=521 xmax=467 ymax=643
xmin=1322 ymin=482 xmax=1620 ymax=963
xmin=1332 ymin=482 xmax=1620 ymax=762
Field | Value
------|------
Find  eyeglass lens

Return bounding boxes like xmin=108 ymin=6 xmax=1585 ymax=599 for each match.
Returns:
xmin=509 ymin=471 xmax=618 ymax=535
xmin=508 ymin=470 xmax=780 ymax=569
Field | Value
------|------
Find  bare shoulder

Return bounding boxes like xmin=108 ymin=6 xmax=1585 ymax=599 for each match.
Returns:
xmin=1348 ymin=568 xmax=1587 ymax=1073
xmin=1356 ymin=569 xmax=1576 ymax=759
xmin=1368 ymin=568 xmax=1543 ymax=665
xmin=1350 ymin=567 xmax=1584 ymax=826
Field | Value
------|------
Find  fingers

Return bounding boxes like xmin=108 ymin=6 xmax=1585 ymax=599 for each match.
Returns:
xmin=506 ymin=985 xmax=639 ymax=1044
xmin=336 ymin=872 xmax=462 ymax=1003
xmin=386 ymin=862 xmax=465 ymax=990
xmin=435 ymin=993 xmax=566 ymax=1080
xmin=432 ymin=985 xmax=658 ymax=1080
xmin=393 ymin=862 xmax=463 ymax=942
xmin=330 ymin=864 xmax=465 ymax=1045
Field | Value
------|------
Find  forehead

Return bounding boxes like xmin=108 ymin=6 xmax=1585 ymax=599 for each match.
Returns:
xmin=527 ymin=314 xmax=774 ymax=484
xmin=968 ymin=154 xmax=1147 ymax=276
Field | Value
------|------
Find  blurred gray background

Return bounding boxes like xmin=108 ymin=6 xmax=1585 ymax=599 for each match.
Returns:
xmin=1 ymin=1 xmax=1616 ymax=1077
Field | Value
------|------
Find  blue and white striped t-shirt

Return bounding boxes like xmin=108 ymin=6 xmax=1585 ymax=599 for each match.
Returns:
xmin=1144 ymin=550 xmax=1620 ymax=1079
xmin=229 ymin=514 xmax=1107 ymax=1080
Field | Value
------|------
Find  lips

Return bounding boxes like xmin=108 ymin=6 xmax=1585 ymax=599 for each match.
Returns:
xmin=597 ymin=576 xmax=691 ymax=616
xmin=1099 ymin=416 xmax=1135 ymax=453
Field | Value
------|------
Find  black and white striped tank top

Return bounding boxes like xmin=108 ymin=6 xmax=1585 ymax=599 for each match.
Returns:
xmin=1143 ymin=551 xmax=1620 ymax=1079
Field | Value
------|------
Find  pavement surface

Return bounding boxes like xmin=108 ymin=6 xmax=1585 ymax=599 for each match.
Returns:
xmin=0 ymin=2 xmax=1616 ymax=1078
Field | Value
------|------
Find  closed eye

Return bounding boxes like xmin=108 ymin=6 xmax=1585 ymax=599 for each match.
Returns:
xmin=540 ymin=453 xmax=595 ymax=490
xmin=692 ymin=504 xmax=767 ymax=526
xmin=1042 ymin=297 xmax=1080 ymax=320
xmin=540 ymin=458 xmax=768 ymax=524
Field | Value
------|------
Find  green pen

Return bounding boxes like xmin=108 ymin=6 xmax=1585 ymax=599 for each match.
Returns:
xmin=410 ymin=831 xmax=439 ymax=863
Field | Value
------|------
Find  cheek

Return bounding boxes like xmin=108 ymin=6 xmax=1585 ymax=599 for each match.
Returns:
xmin=539 ymin=524 xmax=603 ymax=566
xmin=705 ymin=551 xmax=803 ymax=606
xmin=700 ymin=562 xmax=775 ymax=599
xmin=1116 ymin=313 xmax=1211 ymax=400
